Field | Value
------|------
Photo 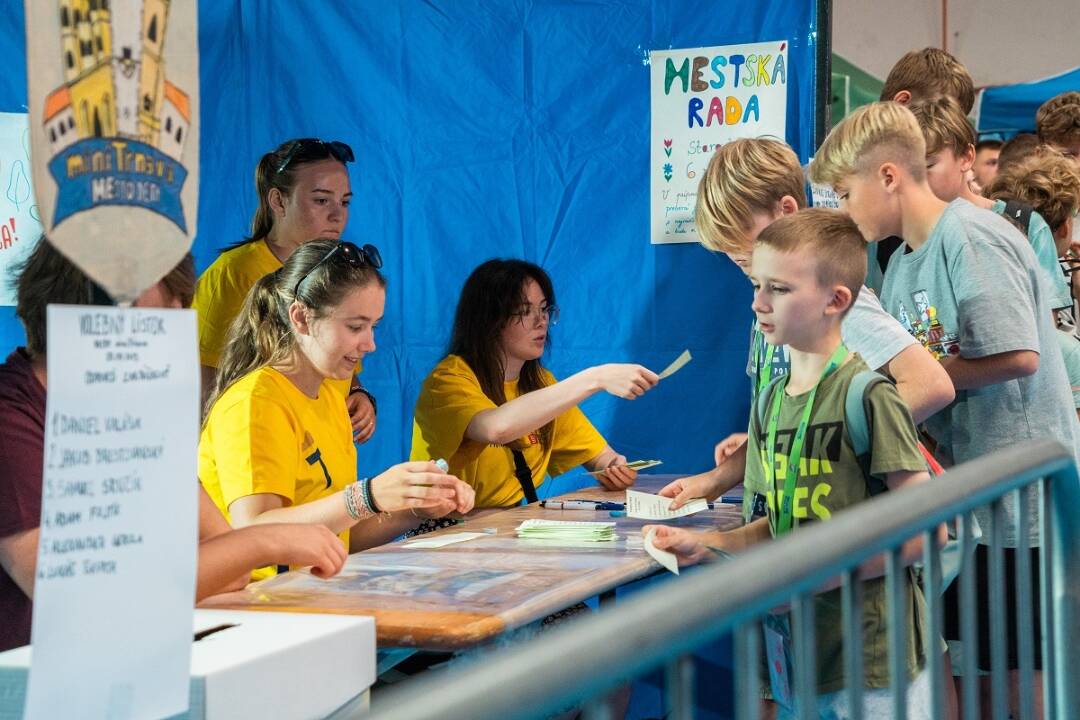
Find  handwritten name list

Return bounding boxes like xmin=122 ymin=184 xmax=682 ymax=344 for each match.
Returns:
xmin=25 ymin=305 xmax=199 ymax=720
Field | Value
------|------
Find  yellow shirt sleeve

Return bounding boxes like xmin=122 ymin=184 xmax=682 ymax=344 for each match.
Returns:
xmin=411 ymin=357 xmax=497 ymax=466
xmin=547 ymin=405 xmax=608 ymax=477
xmin=205 ymin=392 xmax=302 ymax=507
xmin=192 ymin=242 xmax=282 ymax=368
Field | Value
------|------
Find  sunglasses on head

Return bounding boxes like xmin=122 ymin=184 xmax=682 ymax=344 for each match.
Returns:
xmin=275 ymin=139 xmax=355 ymax=174
xmin=293 ymin=242 xmax=383 ymax=298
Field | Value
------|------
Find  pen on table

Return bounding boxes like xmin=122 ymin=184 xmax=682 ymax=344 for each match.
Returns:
xmin=540 ymin=500 xmax=625 ymax=511
xmin=540 ymin=498 xmax=742 ymax=511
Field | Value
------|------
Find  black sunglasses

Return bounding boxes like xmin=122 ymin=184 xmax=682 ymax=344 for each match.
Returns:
xmin=275 ymin=138 xmax=355 ymax=174
xmin=293 ymin=242 xmax=383 ymax=298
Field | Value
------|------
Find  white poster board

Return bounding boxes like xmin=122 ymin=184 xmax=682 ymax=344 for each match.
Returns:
xmin=650 ymin=41 xmax=789 ymax=244
xmin=24 ymin=305 xmax=199 ymax=720
xmin=0 ymin=113 xmax=44 ymax=305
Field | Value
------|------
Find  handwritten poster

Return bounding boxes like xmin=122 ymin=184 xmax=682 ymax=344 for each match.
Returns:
xmin=25 ymin=0 xmax=200 ymax=302
xmin=0 ymin=113 xmax=45 ymax=305
xmin=650 ymin=41 xmax=789 ymax=244
xmin=24 ymin=306 xmax=199 ymax=720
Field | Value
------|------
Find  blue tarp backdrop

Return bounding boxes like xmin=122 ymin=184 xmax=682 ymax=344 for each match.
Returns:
xmin=976 ymin=65 xmax=1080 ymax=136
xmin=0 ymin=2 xmax=820 ymax=482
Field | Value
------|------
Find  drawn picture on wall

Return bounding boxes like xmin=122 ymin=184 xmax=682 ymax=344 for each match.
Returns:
xmin=26 ymin=0 xmax=199 ymax=302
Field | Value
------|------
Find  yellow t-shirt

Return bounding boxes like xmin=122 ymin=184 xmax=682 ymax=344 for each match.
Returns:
xmin=410 ymin=354 xmax=608 ymax=508
xmin=191 ymin=239 xmax=358 ymax=395
xmin=199 ymin=367 xmax=357 ymax=579
xmin=192 ymin=240 xmax=282 ymax=369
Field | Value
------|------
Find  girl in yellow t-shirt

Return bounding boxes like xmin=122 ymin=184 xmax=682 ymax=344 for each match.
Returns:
xmin=191 ymin=139 xmax=377 ymax=444
xmin=411 ymin=259 xmax=660 ymax=508
xmin=200 ymin=240 xmax=474 ymax=577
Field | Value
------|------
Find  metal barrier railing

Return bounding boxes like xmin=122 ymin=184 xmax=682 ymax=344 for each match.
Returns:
xmin=364 ymin=439 xmax=1080 ymax=720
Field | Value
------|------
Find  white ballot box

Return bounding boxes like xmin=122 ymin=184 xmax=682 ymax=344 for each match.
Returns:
xmin=0 ymin=610 xmax=376 ymax=720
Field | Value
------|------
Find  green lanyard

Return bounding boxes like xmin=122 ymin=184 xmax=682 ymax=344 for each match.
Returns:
xmin=752 ymin=327 xmax=778 ymax=397
xmin=766 ymin=344 xmax=848 ymax=535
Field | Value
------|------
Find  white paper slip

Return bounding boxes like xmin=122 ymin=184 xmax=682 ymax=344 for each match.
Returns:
xmin=403 ymin=532 xmax=489 ymax=549
xmin=645 ymin=528 xmax=679 ymax=575
xmin=625 ymin=489 xmax=709 ymax=520
xmin=658 ymin=349 xmax=692 ymax=379
xmin=586 ymin=459 xmax=663 ymax=476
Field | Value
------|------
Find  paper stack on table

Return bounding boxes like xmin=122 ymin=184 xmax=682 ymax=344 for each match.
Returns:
xmin=515 ymin=519 xmax=617 ymax=542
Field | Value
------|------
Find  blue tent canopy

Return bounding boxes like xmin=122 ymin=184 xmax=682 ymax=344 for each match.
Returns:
xmin=976 ymin=65 xmax=1080 ymax=136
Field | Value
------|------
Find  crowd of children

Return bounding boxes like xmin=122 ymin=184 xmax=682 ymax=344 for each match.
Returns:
xmin=0 ymin=44 xmax=1077 ymax=720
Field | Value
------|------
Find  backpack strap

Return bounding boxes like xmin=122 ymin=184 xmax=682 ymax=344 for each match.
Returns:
xmin=845 ymin=369 xmax=891 ymax=496
xmin=1002 ymin=199 xmax=1034 ymax=239
xmin=754 ymin=374 xmax=787 ymax=433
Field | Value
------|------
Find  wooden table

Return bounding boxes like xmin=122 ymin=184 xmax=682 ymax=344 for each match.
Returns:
xmin=198 ymin=476 xmax=743 ymax=651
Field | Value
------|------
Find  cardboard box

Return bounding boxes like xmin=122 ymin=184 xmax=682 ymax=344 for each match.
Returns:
xmin=0 ymin=609 xmax=376 ymax=720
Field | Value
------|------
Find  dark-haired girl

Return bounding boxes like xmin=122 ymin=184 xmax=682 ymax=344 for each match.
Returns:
xmin=411 ymin=259 xmax=658 ymax=508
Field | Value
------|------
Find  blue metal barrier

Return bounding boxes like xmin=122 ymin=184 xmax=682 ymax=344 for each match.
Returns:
xmin=363 ymin=440 xmax=1079 ymax=720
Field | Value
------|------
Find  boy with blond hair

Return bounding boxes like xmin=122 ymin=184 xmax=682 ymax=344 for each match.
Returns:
xmin=649 ymin=209 xmax=937 ymax=715
xmin=659 ymin=138 xmax=953 ymax=512
xmin=1036 ymin=91 xmax=1080 ymax=163
xmin=908 ymin=95 xmax=1073 ymax=311
xmin=880 ymin=47 xmax=976 ymax=114
xmin=811 ymin=101 xmax=1079 ymax=718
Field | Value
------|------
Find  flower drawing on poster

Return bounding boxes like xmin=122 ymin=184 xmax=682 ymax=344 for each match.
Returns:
xmin=650 ymin=41 xmax=788 ymax=245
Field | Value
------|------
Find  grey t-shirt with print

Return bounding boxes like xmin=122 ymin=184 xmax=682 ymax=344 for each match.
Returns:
xmin=880 ymin=199 xmax=1079 ymax=546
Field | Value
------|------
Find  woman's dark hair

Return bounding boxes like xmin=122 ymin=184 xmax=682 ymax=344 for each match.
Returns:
xmin=448 ymin=259 xmax=557 ymax=449
xmin=208 ymin=239 xmax=386 ymax=416
xmin=14 ymin=235 xmax=194 ymax=355
xmin=239 ymin=138 xmax=350 ymax=246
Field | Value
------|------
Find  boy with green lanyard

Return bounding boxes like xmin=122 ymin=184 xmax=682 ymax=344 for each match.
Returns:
xmin=646 ymin=209 xmax=938 ymax=715
xmin=660 ymin=138 xmax=954 ymax=522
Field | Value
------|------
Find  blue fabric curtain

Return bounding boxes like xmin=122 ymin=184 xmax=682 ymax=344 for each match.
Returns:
xmin=0 ymin=1 xmax=820 ymax=477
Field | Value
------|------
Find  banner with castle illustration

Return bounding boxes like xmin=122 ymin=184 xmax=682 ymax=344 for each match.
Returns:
xmin=650 ymin=41 xmax=788 ymax=245
xmin=25 ymin=0 xmax=199 ymax=302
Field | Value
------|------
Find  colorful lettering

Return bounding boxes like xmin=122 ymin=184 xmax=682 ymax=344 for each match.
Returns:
xmin=687 ymin=97 xmax=704 ymax=127
xmin=709 ymin=56 xmax=727 ymax=89
xmin=665 ymin=57 xmax=690 ymax=95
xmin=691 ymin=56 xmax=709 ymax=92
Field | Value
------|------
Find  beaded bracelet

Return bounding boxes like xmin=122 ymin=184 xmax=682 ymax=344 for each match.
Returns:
xmin=343 ymin=479 xmax=375 ymax=521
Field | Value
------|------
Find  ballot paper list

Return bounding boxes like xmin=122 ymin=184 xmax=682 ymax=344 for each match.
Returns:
xmin=25 ymin=306 xmax=200 ymax=720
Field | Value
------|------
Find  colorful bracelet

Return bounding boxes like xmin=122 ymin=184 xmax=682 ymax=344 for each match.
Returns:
xmin=361 ymin=477 xmax=382 ymax=513
xmin=344 ymin=479 xmax=375 ymax=521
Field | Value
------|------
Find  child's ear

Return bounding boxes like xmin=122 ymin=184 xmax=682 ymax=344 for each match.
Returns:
xmin=891 ymin=90 xmax=912 ymax=104
xmin=878 ymin=162 xmax=900 ymax=193
xmin=778 ymin=195 xmax=800 ymax=216
xmin=960 ymin=144 xmax=976 ymax=171
xmin=825 ymin=285 xmax=854 ymax=316
xmin=289 ymin=301 xmax=311 ymax=335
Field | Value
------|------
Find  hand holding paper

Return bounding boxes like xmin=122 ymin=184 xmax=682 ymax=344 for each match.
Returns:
xmin=626 ymin=488 xmax=709 ymax=520
xmin=658 ymin=349 xmax=692 ymax=379
xmin=642 ymin=525 xmax=714 ymax=570
xmin=586 ymin=459 xmax=663 ymax=476
xmin=644 ymin=528 xmax=679 ymax=575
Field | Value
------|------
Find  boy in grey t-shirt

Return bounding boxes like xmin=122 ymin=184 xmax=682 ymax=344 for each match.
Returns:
xmin=811 ymin=101 xmax=1078 ymax=699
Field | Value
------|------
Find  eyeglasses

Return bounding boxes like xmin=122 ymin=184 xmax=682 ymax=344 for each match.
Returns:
xmin=276 ymin=139 xmax=355 ymax=174
xmin=511 ymin=304 xmax=559 ymax=327
xmin=293 ymin=242 xmax=383 ymax=298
